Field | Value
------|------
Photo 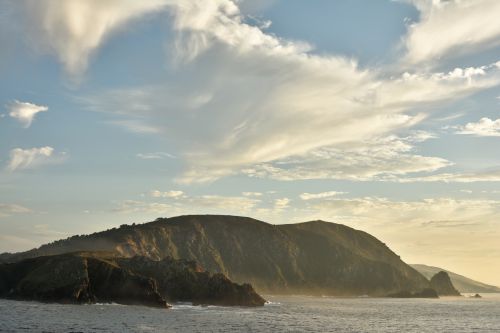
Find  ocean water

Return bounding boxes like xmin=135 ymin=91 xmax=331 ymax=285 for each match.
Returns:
xmin=1 ymin=294 xmax=499 ymax=332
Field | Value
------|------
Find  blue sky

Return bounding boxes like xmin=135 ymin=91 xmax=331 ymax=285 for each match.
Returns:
xmin=1 ymin=0 xmax=500 ymax=285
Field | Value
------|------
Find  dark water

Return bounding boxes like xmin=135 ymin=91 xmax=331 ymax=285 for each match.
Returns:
xmin=1 ymin=294 xmax=499 ymax=332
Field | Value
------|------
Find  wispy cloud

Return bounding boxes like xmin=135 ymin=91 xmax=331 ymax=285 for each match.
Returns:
xmin=113 ymin=200 xmax=172 ymax=215
xmin=0 ymin=203 xmax=31 ymax=217
xmin=403 ymin=0 xmax=500 ymax=64
xmin=6 ymin=146 xmax=65 ymax=171
xmin=307 ymin=196 xmax=500 ymax=227
xmin=77 ymin=0 xmax=500 ymax=184
xmin=243 ymin=134 xmax=451 ymax=181
xmin=242 ymin=192 xmax=263 ymax=197
xmin=300 ymin=191 xmax=345 ymax=201
xmin=106 ymin=120 xmax=160 ymax=134
xmin=115 ymin=192 xmax=261 ymax=216
xmin=9 ymin=0 xmax=168 ymax=77
xmin=150 ymin=190 xmax=185 ymax=198
xmin=136 ymin=152 xmax=176 ymax=159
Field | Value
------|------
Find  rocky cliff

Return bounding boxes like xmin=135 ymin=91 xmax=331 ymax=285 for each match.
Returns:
xmin=430 ymin=271 xmax=461 ymax=296
xmin=0 ymin=252 xmax=265 ymax=307
xmin=0 ymin=215 xmax=430 ymax=296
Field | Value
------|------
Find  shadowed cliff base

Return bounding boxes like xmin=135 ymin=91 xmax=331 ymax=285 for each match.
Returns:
xmin=0 ymin=252 xmax=266 ymax=307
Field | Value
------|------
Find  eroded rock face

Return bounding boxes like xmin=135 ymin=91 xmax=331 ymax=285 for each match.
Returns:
xmin=117 ymin=256 xmax=265 ymax=306
xmin=0 ymin=253 xmax=169 ymax=307
xmin=430 ymin=271 xmax=461 ymax=296
xmin=0 ymin=252 xmax=265 ymax=307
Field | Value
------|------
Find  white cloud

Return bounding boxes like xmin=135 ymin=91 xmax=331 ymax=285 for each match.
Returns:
xmin=308 ymin=196 xmax=500 ymax=227
xmin=400 ymin=169 xmax=500 ymax=183
xmin=189 ymin=195 xmax=260 ymax=212
xmin=86 ymin=60 xmax=500 ymax=185
xmin=12 ymin=0 xmax=500 ymax=184
xmin=0 ymin=203 xmax=31 ymax=217
xmin=274 ymin=198 xmax=290 ymax=210
xmin=242 ymin=191 xmax=262 ymax=197
xmin=243 ymin=134 xmax=452 ymax=181
xmin=6 ymin=146 xmax=64 ymax=171
xmin=404 ymin=0 xmax=500 ymax=64
xmin=150 ymin=190 xmax=185 ymax=198
xmin=300 ymin=191 xmax=345 ymax=201
xmin=106 ymin=120 xmax=161 ymax=134
xmin=77 ymin=0 xmax=500 ymax=183
xmin=11 ymin=0 xmax=168 ymax=76
xmin=456 ymin=117 xmax=500 ymax=137
xmin=7 ymin=100 xmax=47 ymax=128
xmin=113 ymin=200 xmax=172 ymax=215
xmin=136 ymin=152 xmax=176 ymax=159
xmin=115 ymin=193 xmax=261 ymax=216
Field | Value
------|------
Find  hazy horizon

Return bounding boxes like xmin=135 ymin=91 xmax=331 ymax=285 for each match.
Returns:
xmin=1 ymin=0 xmax=500 ymax=287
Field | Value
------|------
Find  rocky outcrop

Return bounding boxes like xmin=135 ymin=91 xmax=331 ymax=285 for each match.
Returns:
xmin=430 ymin=271 xmax=461 ymax=296
xmin=0 ymin=215 xmax=430 ymax=296
xmin=116 ymin=256 xmax=265 ymax=306
xmin=0 ymin=252 xmax=265 ymax=307
xmin=411 ymin=264 xmax=500 ymax=293
xmin=0 ymin=253 xmax=168 ymax=307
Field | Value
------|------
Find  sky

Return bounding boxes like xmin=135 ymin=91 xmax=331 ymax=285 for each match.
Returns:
xmin=0 ymin=0 xmax=500 ymax=286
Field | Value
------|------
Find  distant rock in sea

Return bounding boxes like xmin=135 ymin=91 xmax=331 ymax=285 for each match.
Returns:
xmin=430 ymin=271 xmax=461 ymax=296
xmin=0 ymin=215 xmax=431 ymax=296
xmin=0 ymin=252 xmax=265 ymax=307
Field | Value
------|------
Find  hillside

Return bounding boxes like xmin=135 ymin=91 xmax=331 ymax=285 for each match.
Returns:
xmin=411 ymin=264 xmax=500 ymax=293
xmin=0 ymin=215 xmax=430 ymax=296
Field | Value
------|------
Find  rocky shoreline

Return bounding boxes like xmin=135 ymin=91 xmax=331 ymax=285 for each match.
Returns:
xmin=0 ymin=252 xmax=266 ymax=308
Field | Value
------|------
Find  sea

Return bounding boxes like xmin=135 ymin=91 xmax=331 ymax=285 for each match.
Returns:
xmin=1 ymin=294 xmax=499 ymax=332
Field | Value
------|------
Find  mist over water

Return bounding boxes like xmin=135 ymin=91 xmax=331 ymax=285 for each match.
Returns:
xmin=2 ymin=295 xmax=499 ymax=332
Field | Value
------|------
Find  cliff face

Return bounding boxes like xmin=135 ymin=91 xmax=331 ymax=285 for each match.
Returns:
xmin=0 ymin=252 xmax=265 ymax=307
xmin=116 ymin=256 xmax=265 ymax=306
xmin=0 ymin=253 xmax=168 ymax=307
xmin=430 ymin=271 xmax=461 ymax=296
xmin=0 ymin=215 xmax=430 ymax=296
